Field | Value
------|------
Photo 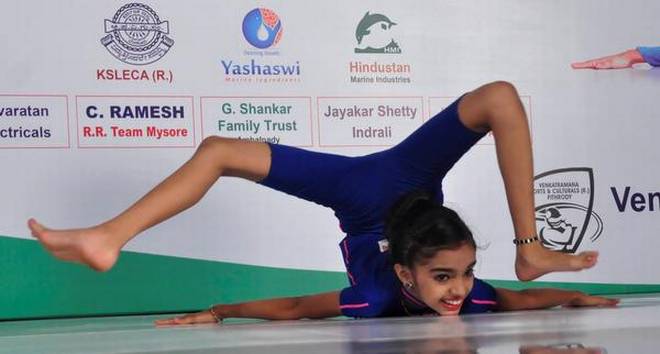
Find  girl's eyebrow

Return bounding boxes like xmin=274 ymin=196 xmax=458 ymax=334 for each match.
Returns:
xmin=429 ymin=261 xmax=477 ymax=273
xmin=429 ymin=267 xmax=454 ymax=273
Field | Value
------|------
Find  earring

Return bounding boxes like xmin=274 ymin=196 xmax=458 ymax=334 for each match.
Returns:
xmin=405 ymin=282 xmax=414 ymax=289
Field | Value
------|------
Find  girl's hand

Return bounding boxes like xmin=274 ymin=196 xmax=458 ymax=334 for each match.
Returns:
xmin=154 ymin=310 xmax=220 ymax=326
xmin=563 ymin=293 xmax=619 ymax=308
xmin=571 ymin=49 xmax=644 ymax=70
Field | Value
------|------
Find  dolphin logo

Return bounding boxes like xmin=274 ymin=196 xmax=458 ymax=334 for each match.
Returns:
xmin=355 ymin=12 xmax=397 ymax=45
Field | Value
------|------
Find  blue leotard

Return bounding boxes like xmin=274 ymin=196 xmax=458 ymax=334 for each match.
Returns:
xmin=259 ymin=95 xmax=497 ymax=317
xmin=638 ymin=46 xmax=660 ymax=66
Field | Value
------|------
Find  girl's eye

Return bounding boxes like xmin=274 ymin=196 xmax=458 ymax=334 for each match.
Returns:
xmin=465 ymin=268 xmax=474 ymax=277
xmin=434 ymin=274 xmax=450 ymax=282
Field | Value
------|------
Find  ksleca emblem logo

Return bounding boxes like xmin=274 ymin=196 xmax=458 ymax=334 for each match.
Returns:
xmin=101 ymin=3 xmax=174 ymax=65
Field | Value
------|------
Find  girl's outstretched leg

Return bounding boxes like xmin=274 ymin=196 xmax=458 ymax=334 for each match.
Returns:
xmin=458 ymin=81 xmax=598 ymax=281
xmin=28 ymin=137 xmax=271 ymax=271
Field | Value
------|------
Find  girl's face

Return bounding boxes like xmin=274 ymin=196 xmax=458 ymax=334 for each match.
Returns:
xmin=396 ymin=242 xmax=477 ymax=316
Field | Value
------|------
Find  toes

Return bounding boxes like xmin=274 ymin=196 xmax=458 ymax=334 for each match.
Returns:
xmin=28 ymin=221 xmax=76 ymax=254
xmin=577 ymin=251 xmax=598 ymax=268
xmin=28 ymin=218 xmax=47 ymax=238
xmin=580 ymin=250 xmax=599 ymax=260
xmin=28 ymin=220 xmax=64 ymax=249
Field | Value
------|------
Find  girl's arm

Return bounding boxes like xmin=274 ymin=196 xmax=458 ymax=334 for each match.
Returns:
xmin=572 ymin=48 xmax=646 ymax=69
xmin=154 ymin=291 xmax=341 ymax=325
xmin=495 ymin=287 xmax=619 ymax=312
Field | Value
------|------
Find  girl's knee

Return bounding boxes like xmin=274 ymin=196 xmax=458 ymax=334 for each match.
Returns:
xmin=460 ymin=81 xmax=523 ymax=129
xmin=481 ymin=81 xmax=519 ymax=102
xmin=476 ymin=81 xmax=525 ymax=119
xmin=196 ymin=136 xmax=234 ymax=160
xmin=199 ymin=135 xmax=239 ymax=149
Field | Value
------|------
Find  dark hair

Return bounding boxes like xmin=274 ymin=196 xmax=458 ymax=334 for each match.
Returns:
xmin=385 ymin=190 xmax=476 ymax=267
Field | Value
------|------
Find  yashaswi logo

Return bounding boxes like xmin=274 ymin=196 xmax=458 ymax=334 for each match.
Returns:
xmin=221 ymin=8 xmax=299 ymax=83
xmin=242 ymin=8 xmax=283 ymax=49
xmin=354 ymin=12 xmax=401 ymax=54
xmin=101 ymin=3 xmax=174 ymax=65
xmin=534 ymin=168 xmax=604 ymax=253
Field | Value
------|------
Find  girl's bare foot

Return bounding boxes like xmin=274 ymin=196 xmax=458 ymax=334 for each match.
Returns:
xmin=515 ymin=242 xmax=598 ymax=281
xmin=27 ymin=218 xmax=124 ymax=272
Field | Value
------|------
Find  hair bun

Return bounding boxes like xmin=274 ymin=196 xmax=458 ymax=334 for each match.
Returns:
xmin=385 ymin=190 xmax=436 ymax=241
xmin=385 ymin=190 xmax=475 ymax=266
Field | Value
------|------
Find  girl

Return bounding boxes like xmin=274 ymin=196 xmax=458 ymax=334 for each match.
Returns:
xmin=155 ymin=191 xmax=617 ymax=325
xmin=29 ymin=81 xmax=598 ymax=283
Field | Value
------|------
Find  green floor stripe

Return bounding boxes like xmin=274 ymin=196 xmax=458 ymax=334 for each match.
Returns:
xmin=0 ymin=236 xmax=347 ymax=320
xmin=2 ymin=235 xmax=659 ymax=320
xmin=486 ymin=280 xmax=660 ymax=295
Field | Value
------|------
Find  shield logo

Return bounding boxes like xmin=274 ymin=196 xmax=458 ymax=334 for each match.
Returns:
xmin=534 ymin=168 xmax=604 ymax=253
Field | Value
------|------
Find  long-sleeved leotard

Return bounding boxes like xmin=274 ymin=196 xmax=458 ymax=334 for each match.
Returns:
xmin=638 ymin=46 xmax=660 ymax=66
xmin=259 ymin=96 xmax=497 ymax=317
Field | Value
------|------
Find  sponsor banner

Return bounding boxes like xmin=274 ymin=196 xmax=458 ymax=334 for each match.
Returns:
xmin=242 ymin=8 xmax=283 ymax=50
xmin=200 ymin=96 xmax=313 ymax=146
xmin=317 ymin=96 xmax=423 ymax=147
xmin=348 ymin=11 xmax=412 ymax=85
xmin=611 ymin=186 xmax=660 ymax=214
xmin=0 ymin=95 xmax=69 ymax=148
xmin=95 ymin=68 xmax=174 ymax=84
xmin=534 ymin=168 xmax=604 ymax=253
xmin=221 ymin=7 xmax=302 ymax=84
xmin=2 ymin=0 xmax=660 ymax=319
xmin=101 ymin=3 xmax=174 ymax=66
xmin=97 ymin=3 xmax=175 ymax=84
xmin=428 ymin=96 xmax=533 ymax=145
xmin=354 ymin=12 xmax=402 ymax=54
xmin=76 ymin=95 xmax=195 ymax=148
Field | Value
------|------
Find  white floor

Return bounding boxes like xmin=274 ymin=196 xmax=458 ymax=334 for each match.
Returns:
xmin=2 ymin=295 xmax=660 ymax=353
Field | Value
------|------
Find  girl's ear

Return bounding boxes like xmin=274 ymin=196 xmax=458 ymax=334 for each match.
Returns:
xmin=394 ymin=263 xmax=414 ymax=284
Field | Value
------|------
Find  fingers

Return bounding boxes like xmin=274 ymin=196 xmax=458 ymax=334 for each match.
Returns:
xmin=594 ymin=297 xmax=620 ymax=307
xmin=571 ymin=60 xmax=597 ymax=69
xmin=154 ymin=311 xmax=217 ymax=326
xmin=563 ymin=295 xmax=619 ymax=308
xmin=584 ymin=296 xmax=618 ymax=307
xmin=571 ymin=56 xmax=611 ymax=69
xmin=154 ymin=317 xmax=187 ymax=326
xmin=572 ymin=56 xmax=634 ymax=70
xmin=155 ymin=316 xmax=192 ymax=326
